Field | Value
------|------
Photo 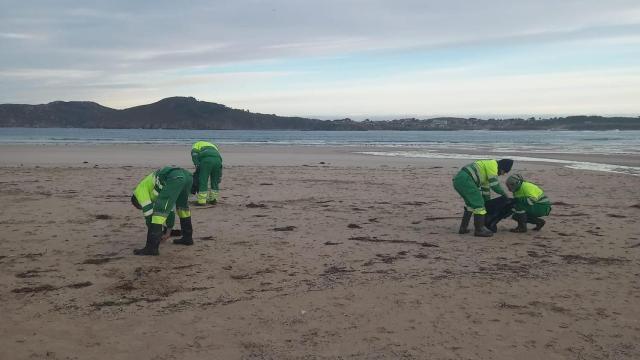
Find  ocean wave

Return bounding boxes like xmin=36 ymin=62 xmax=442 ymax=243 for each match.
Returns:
xmin=2 ymin=129 xmax=639 ymax=158
xmin=357 ymin=151 xmax=640 ymax=176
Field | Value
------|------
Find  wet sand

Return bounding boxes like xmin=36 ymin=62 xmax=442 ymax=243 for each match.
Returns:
xmin=1 ymin=144 xmax=639 ymax=359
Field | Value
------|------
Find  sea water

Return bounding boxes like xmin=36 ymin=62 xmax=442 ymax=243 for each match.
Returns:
xmin=1 ymin=128 xmax=639 ymax=175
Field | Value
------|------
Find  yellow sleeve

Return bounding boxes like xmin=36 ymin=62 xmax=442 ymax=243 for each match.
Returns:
xmin=486 ymin=161 xmax=506 ymax=195
xmin=133 ymin=173 xmax=155 ymax=216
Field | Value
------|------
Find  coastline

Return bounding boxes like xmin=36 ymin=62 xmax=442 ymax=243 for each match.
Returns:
xmin=1 ymin=143 xmax=639 ymax=173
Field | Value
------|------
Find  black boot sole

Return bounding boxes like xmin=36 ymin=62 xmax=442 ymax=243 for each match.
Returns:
xmin=133 ymin=248 xmax=159 ymax=256
xmin=172 ymin=239 xmax=194 ymax=246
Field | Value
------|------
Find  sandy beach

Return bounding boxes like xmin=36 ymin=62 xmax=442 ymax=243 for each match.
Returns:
xmin=1 ymin=144 xmax=639 ymax=360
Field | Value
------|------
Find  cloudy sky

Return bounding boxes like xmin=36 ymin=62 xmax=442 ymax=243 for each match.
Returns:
xmin=1 ymin=0 xmax=639 ymax=119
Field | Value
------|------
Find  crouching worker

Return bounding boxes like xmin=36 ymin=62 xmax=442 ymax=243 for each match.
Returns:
xmin=452 ymin=159 xmax=513 ymax=237
xmin=191 ymin=141 xmax=222 ymax=205
xmin=506 ymin=174 xmax=551 ymax=232
xmin=131 ymin=166 xmax=194 ymax=256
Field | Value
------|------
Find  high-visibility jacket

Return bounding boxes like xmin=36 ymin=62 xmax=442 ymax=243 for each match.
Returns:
xmin=513 ymin=181 xmax=550 ymax=207
xmin=191 ymin=141 xmax=220 ymax=167
xmin=461 ymin=159 xmax=507 ymax=198
xmin=133 ymin=173 xmax=157 ymax=217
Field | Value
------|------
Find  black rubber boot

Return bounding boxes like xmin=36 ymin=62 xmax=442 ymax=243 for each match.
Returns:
xmin=473 ymin=214 xmax=493 ymax=237
xmin=510 ymin=213 xmax=528 ymax=233
xmin=458 ymin=209 xmax=472 ymax=234
xmin=528 ymin=216 xmax=546 ymax=231
xmin=134 ymin=223 xmax=162 ymax=256
xmin=486 ymin=209 xmax=513 ymax=233
xmin=173 ymin=217 xmax=194 ymax=245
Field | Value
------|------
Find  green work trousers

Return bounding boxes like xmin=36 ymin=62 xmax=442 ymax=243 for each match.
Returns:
xmin=198 ymin=156 xmax=222 ymax=192
xmin=515 ymin=198 xmax=552 ymax=218
xmin=152 ymin=169 xmax=192 ymax=225
xmin=452 ymin=169 xmax=486 ymax=215
xmin=197 ymin=155 xmax=222 ymax=204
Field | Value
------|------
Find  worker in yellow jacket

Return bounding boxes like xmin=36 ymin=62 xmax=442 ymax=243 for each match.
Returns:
xmin=191 ymin=141 xmax=223 ymax=205
xmin=452 ymin=159 xmax=514 ymax=237
xmin=506 ymin=174 xmax=551 ymax=232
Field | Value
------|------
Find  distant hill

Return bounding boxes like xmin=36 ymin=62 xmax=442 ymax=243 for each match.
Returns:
xmin=0 ymin=101 xmax=116 ymax=128
xmin=1 ymin=97 xmax=639 ymax=130
xmin=0 ymin=97 xmax=345 ymax=130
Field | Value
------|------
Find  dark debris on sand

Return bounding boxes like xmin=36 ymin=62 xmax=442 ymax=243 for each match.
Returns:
xmin=12 ymin=284 xmax=57 ymax=293
xmin=82 ymin=257 xmax=123 ymax=265
xmin=559 ymin=254 xmax=629 ymax=265
xmin=606 ymin=213 xmax=627 ymax=218
xmin=273 ymin=226 xmax=296 ymax=231
xmin=91 ymin=297 xmax=162 ymax=308
xmin=66 ymin=281 xmax=93 ymax=289
xmin=246 ymin=202 xmax=267 ymax=208
xmin=15 ymin=269 xmax=55 ymax=278
xmin=324 ymin=241 xmax=341 ymax=245
xmin=322 ymin=266 xmax=355 ymax=275
xmin=349 ymin=236 xmax=438 ymax=247
xmin=12 ymin=281 xmax=92 ymax=293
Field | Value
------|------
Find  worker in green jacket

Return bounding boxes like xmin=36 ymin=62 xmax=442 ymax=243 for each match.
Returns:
xmin=191 ymin=141 xmax=223 ymax=205
xmin=506 ymin=174 xmax=551 ymax=232
xmin=452 ymin=159 xmax=514 ymax=237
xmin=131 ymin=166 xmax=194 ymax=256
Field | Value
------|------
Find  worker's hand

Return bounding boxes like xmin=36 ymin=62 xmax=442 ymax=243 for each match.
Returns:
xmin=161 ymin=227 xmax=172 ymax=242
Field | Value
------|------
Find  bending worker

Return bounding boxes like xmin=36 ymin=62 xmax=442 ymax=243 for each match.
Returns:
xmin=506 ymin=174 xmax=551 ymax=232
xmin=131 ymin=166 xmax=194 ymax=256
xmin=452 ymin=159 xmax=514 ymax=237
xmin=191 ymin=141 xmax=223 ymax=205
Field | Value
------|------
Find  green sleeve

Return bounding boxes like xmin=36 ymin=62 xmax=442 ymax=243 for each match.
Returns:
xmin=514 ymin=198 xmax=528 ymax=212
xmin=166 ymin=211 xmax=175 ymax=229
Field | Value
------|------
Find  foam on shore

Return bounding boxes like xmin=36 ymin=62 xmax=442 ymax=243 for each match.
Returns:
xmin=357 ymin=151 xmax=640 ymax=176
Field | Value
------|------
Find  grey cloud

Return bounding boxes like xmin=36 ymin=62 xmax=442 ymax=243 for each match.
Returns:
xmin=1 ymin=0 xmax=639 ymax=104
